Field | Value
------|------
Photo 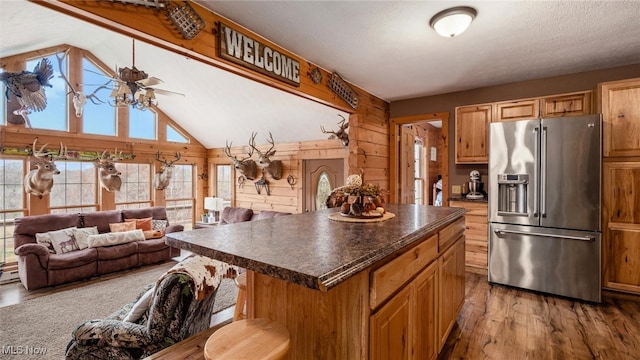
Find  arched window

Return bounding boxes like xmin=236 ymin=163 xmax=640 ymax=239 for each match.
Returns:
xmin=315 ymin=172 xmax=332 ymax=211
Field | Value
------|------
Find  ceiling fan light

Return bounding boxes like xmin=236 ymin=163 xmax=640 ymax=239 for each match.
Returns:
xmin=430 ymin=6 xmax=477 ymax=38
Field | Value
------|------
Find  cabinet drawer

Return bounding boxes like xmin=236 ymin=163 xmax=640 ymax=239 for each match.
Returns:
xmin=465 ymin=218 xmax=488 ymax=241
xmin=370 ymin=234 xmax=437 ymax=309
xmin=439 ymin=217 xmax=465 ymax=252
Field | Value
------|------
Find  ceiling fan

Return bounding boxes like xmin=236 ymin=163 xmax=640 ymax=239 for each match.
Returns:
xmin=87 ymin=39 xmax=184 ymax=110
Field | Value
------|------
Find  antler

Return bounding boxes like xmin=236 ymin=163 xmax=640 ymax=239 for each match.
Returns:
xmin=265 ymin=132 xmax=276 ymax=155
xmin=155 ymin=151 xmax=181 ymax=166
xmin=31 ymin=138 xmax=53 ymax=158
xmin=55 ymin=49 xmax=77 ymax=96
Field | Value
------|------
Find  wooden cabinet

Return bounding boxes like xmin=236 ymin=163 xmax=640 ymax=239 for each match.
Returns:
xmin=413 ymin=261 xmax=439 ymax=360
xmin=599 ymin=78 xmax=640 ymax=157
xmin=449 ymin=200 xmax=488 ymax=274
xmin=494 ymin=91 xmax=592 ymax=122
xmin=370 ymin=285 xmax=412 ymax=360
xmin=455 ymin=104 xmax=491 ymax=164
xmin=602 ymin=162 xmax=640 ymax=294
xmin=370 ymin=261 xmax=439 ymax=360
xmin=495 ymin=98 xmax=539 ymax=122
xmin=438 ymin=236 xmax=465 ymax=348
xmin=369 ymin=222 xmax=465 ymax=360
xmin=541 ymin=91 xmax=592 ymax=117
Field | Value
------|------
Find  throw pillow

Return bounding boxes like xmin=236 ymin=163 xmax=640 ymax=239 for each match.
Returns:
xmin=72 ymin=227 xmax=99 ymax=250
xmin=123 ymin=287 xmax=154 ymax=323
xmin=87 ymin=229 xmax=145 ymax=248
xmin=143 ymin=230 xmax=164 ymax=240
xmin=49 ymin=227 xmax=80 ymax=254
xmin=124 ymin=217 xmax=153 ymax=231
xmin=109 ymin=221 xmax=136 ymax=233
xmin=151 ymin=219 xmax=168 ymax=234
xmin=35 ymin=232 xmax=56 ymax=253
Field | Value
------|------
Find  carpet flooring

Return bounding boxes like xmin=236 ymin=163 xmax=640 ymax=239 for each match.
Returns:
xmin=0 ymin=262 xmax=238 ymax=359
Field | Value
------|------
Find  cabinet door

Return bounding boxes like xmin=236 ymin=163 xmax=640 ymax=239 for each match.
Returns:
xmin=449 ymin=201 xmax=488 ymax=275
xmin=438 ymin=236 xmax=465 ymax=347
xmin=455 ymin=105 xmax=491 ymax=164
xmin=600 ymin=78 xmax=640 ymax=157
xmin=541 ymin=91 xmax=592 ymax=117
xmin=413 ymin=261 xmax=438 ymax=360
xmin=495 ymin=98 xmax=539 ymax=122
xmin=370 ymin=286 xmax=412 ymax=360
xmin=603 ymin=162 xmax=640 ymax=294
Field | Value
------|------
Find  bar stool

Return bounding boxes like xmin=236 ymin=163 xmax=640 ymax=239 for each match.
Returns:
xmin=204 ymin=318 xmax=291 ymax=360
xmin=233 ymin=272 xmax=247 ymax=321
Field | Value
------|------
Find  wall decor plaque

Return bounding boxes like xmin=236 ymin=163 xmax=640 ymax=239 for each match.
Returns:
xmin=217 ymin=21 xmax=301 ymax=87
xmin=327 ymin=72 xmax=360 ymax=109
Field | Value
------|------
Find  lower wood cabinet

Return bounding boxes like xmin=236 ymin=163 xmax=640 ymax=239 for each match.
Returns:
xmin=438 ymin=236 xmax=465 ymax=348
xmin=370 ymin=235 xmax=464 ymax=360
xmin=449 ymin=200 xmax=488 ymax=274
xmin=603 ymin=161 xmax=640 ymax=294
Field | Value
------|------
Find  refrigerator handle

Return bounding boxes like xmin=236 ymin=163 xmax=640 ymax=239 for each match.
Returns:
xmin=533 ymin=127 xmax=539 ymax=218
xmin=540 ymin=126 xmax=547 ymax=218
xmin=494 ymin=229 xmax=595 ymax=242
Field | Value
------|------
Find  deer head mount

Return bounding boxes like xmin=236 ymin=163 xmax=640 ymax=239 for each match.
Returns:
xmin=154 ymin=151 xmax=181 ymax=190
xmin=224 ymin=134 xmax=258 ymax=180
xmin=56 ymin=49 xmax=108 ymax=118
xmin=249 ymin=132 xmax=283 ymax=180
xmin=24 ymin=138 xmax=67 ymax=198
xmin=93 ymin=149 xmax=123 ymax=192
xmin=321 ymin=115 xmax=349 ymax=147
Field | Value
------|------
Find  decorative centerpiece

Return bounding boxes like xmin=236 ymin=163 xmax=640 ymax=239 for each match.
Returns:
xmin=327 ymin=172 xmax=392 ymax=222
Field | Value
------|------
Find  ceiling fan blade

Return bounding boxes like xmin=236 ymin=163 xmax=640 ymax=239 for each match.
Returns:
xmin=152 ymin=88 xmax=185 ymax=97
xmin=137 ymin=77 xmax=163 ymax=87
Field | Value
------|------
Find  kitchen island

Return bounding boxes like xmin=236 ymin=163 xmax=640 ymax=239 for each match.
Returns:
xmin=167 ymin=204 xmax=466 ymax=359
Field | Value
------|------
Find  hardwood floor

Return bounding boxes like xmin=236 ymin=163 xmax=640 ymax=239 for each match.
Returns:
xmin=3 ymin=270 xmax=638 ymax=359
xmin=440 ymin=273 xmax=640 ymax=360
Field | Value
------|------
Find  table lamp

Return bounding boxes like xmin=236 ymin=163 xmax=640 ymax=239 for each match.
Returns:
xmin=204 ymin=197 xmax=224 ymax=223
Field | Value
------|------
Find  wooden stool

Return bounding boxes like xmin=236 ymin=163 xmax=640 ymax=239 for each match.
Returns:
xmin=233 ymin=272 xmax=247 ymax=321
xmin=204 ymin=318 xmax=291 ymax=360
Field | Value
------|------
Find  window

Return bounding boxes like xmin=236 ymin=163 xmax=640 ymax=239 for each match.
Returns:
xmin=129 ymin=108 xmax=157 ymax=140
xmin=0 ymin=80 xmax=5 ymax=125
xmin=167 ymin=124 xmax=188 ymax=143
xmin=116 ymin=163 xmax=151 ymax=209
xmin=82 ymin=57 xmax=117 ymax=136
xmin=414 ymin=140 xmax=424 ymax=205
xmin=165 ymin=164 xmax=194 ymax=230
xmin=0 ymin=157 xmax=26 ymax=266
xmin=25 ymin=53 xmax=68 ymax=131
xmin=315 ymin=172 xmax=332 ymax=211
xmin=50 ymin=161 xmax=97 ymax=214
xmin=216 ymin=164 xmax=232 ymax=206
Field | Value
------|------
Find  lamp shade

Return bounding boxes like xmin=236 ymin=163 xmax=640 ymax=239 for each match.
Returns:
xmin=430 ymin=6 xmax=477 ymax=38
xmin=204 ymin=197 xmax=223 ymax=211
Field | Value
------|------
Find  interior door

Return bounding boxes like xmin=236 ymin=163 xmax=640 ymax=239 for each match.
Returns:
xmin=399 ymin=125 xmax=416 ymax=204
xmin=304 ymin=159 xmax=344 ymax=212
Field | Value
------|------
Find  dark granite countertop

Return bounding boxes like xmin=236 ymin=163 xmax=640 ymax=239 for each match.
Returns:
xmin=166 ymin=204 xmax=465 ymax=292
xmin=448 ymin=195 xmax=488 ymax=203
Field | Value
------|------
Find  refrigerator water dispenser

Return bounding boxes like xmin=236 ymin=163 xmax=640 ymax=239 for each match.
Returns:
xmin=497 ymin=174 xmax=528 ymax=216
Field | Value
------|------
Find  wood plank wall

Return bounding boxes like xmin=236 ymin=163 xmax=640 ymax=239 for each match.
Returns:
xmin=30 ymin=1 xmax=392 ymax=214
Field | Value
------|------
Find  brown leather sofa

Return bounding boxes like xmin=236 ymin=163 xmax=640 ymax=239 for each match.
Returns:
xmin=219 ymin=207 xmax=291 ymax=224
xmin=13 ymin=207 xmax=182 ymax=290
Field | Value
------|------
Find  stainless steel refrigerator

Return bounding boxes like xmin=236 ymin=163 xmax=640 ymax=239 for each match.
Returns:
xmin=488 ymin=114 xmax=602 ymax=302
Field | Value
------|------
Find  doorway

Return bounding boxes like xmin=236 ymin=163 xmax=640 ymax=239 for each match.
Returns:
xmin=389 ymin=112 xmax=450 ymax=205
xmin=303 ymin=159 xmax=345 ymax=212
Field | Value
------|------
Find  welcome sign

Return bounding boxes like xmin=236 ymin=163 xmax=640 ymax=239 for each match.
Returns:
xmin=218 ymin=21 xmax=301 ymax=87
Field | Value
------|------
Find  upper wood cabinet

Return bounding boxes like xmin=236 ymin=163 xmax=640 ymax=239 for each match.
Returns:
xmin=494 ymin=90 xmax=592 ymax=122
xmin=495 ymin=98 xmax=539 ymax=122
xmin=599 ymin=78 xmax=640 ymax=157
xmin=455 ymin=104 xmax=491 ymax=164
xmin=541 ymin=91 xmax=592 ymax=117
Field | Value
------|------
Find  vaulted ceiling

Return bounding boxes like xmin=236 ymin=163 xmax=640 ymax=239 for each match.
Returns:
xmin=2 ymin=1 xmax=639 ymax=149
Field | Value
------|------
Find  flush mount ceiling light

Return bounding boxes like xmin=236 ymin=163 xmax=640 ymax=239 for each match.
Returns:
xmin=429 ymin=6 xmax=477 ymax=38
